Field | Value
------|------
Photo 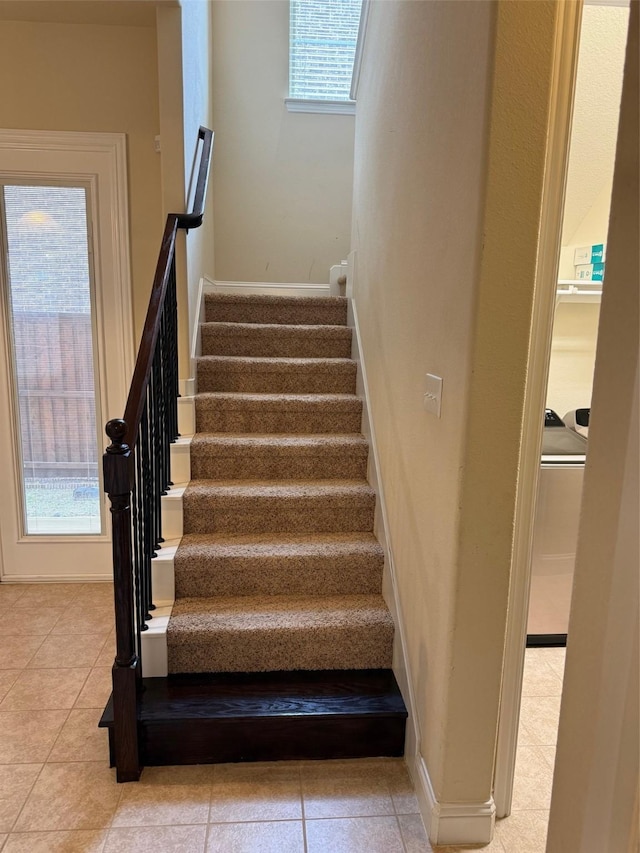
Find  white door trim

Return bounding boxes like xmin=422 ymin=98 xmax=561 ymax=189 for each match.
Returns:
xmin=493 ymin=1 xmax=583 ymax=817
xmin=0 ymin=129 xmax=134 ymax=582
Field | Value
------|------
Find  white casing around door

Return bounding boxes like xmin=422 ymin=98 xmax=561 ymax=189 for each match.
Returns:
xmin=0 ymin=130 xmax=134 ymax=582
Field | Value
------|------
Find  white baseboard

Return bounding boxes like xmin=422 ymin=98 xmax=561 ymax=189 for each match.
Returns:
xmin=141 ymin=602 xmax=172 ymax=677
xmin=329 ymin=262 xmax=348 ymax=297
xmin=413 ymin=754 xmax=496 ymax=845
xmin=145 ymin=416 xmax=190 ymax=676
xmin=152 ymin=538 xmax=178 ymax=603
xmin=161 ymin=485 xmax=185 ymax=540
xmin=191 ymin=277 xmax=206 ymax=363
xmin=179 ymin=378 xmax=196 ymax=398
xmin=204 ymin=276 xmax=331 ymax=298
xmin=0 ymin=575 xmax=113 ymax=584
xmin=178 ymin=396 xmax=195 ymax=437
xmin=170 ymin=436 xmax=191 ymax=484
xmin=143 ymin=444 xmax=185 ymax=677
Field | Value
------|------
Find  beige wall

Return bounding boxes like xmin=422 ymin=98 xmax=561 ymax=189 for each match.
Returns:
xmin=547 ymin=2 xmax=639 ymax=848
xmin=156 ymin=0 xmax=215 ymax=378
xmin=352 ymin=0 xmax=559 ymax=814
xmin=546 ymin=303 xmax=601 ymax=416
xmin=156 ymin=3 xmax=190 ymax=378
xmin=180 ymin=0 xmax=215 ymax=350
xmin=0 ymin=17 xmax=163 ymax=346
xmin=211 ymin=0 xmax=354 ymax=284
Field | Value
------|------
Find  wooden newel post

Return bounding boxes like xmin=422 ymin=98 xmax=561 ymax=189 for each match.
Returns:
xmin=104 ymin=418 xmax=141 ymax=782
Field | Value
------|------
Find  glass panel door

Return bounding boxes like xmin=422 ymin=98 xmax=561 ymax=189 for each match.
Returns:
xmin=1 ymin=183 xmax=103 ymax=535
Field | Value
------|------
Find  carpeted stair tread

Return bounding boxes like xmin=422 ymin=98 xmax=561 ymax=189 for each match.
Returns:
xmin=167 ymin=593 xmax=394 ymax=673
xmin=197 ymin=355 xmax=357 ymax=394
xmin=185 ymin=477 xmax=374 ymax=498
xmin=183 ymin=478 xmax=376 ymax=535
xmin=191 ymin=433 xmax=368 ymax=449
xmin=201 ymin=322 xmax=352 ymax=358
xmin=167 ymin=291 xmax=397 ymax=700
xmin=195 ymin=392 xmax=363 ymax=434
xmin=174 ymin=532 xmax=384 ymax=598
xmin=189 ymin=433 xmax=369 ymax=480
xmin=205 ymin=292 xmax=347 ymax=326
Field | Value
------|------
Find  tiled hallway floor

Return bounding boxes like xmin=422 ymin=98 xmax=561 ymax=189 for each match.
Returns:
xmin=0 ymin=583 xmax=564 ymax=852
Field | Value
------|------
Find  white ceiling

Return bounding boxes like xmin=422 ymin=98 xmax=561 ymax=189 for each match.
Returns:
xmin=561 ymin=3 xmax=630 ymax=245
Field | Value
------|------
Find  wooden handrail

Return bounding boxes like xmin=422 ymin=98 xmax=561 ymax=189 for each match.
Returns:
xmin=103 ymin=126 xmax=213 ymax=782
xmin=121 ymin=126 xmax=214 ymax=448
xmin=177 ymin=127 xmax=214 ymax=230
xmin=120 ymin=214 xmax=179 ymax=449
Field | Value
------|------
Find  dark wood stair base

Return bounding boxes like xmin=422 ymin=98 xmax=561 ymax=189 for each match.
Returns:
xmin=99 ymin=669 xmax=407 ymax=770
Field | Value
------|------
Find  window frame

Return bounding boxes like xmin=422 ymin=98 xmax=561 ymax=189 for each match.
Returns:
xmin=287 ymin=0 xmax=362 ymax=115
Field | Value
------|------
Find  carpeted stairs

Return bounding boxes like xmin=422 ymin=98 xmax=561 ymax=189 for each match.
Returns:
xmin=166 ymin=292 xmax=395 ymax=677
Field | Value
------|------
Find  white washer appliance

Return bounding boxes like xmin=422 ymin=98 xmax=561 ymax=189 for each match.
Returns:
xmin=527 ymin=409 xmax=588 ymax=641
xmin=563 ymin=407 xmax=590 ymax=438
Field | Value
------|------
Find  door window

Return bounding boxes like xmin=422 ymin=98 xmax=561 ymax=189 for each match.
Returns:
xmin=1 ymin=183 xmax=103 ymax=535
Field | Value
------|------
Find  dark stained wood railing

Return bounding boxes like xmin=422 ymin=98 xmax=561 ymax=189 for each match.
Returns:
xmin=103 ymin=127 xmax=213 ymax=782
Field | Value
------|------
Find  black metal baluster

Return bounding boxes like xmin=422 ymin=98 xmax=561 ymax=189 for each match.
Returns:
xmin=149 ymin=381 xmax=158 ymax=614
xmin=163 ymin=302 xmax=173 ymax=489
xmin=140 ymin=397 xmax=153 ymax=622
xmin=153 ymin=333 xmax=167 ymax=512
xmin=159 ymin=306 xmax=171 ymax=495
xmin=133 ymin=438 xmax=148 ymax=633
xmin=168 ymin=258 xmax=179 ymax=443
xmin=150 ymin=358 xmax=162 ymax=551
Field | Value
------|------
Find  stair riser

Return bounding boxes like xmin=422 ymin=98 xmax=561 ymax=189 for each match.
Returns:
xmin=205 ymin=300 xmax=347 ymax=326
xmin=197 ymin=364 xmax=356 ymax=395
xmin=202 ymin=328 xmax=352 ymax=359
xmin=183 ymin=498 xmax=375 ymax=535
xmin=168 ymin=624 xmax=394 ymax=673
xmin=174 ymin=557 xmax=383 ymax=598
xmin=101 ymin=669 xmax=407 ymax=768
xmin=190 ymin=448 xmax=368 ymax=480
xmin=137 ymin=716 xmax=405 ymax=765
xmin=195 ymin=401 xmax=362 ymax=434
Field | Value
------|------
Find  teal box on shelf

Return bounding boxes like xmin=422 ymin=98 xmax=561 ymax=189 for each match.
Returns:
xmin=574 ymin=243 xmax=606 ymax=265
xmin=575 ymin=262 xmax=605 ymax=282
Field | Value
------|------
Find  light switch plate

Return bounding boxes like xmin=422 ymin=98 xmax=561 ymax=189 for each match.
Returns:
xmin=424 ymin=373 xmax=443 ymax=417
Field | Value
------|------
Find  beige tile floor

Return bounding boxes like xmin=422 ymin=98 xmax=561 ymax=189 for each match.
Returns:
xmin=0 ymin=583 xmax=564 ymax=852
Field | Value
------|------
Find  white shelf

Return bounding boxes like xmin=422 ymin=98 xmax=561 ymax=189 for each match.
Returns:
xmin=556 ymin=280 xmax=603 ymax=304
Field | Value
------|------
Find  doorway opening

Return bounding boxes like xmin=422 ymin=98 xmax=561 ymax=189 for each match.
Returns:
xmin=526 ymin=1 xmax=629 ymax=648
xmin=495 ymin=0 xmax=631 ymax=831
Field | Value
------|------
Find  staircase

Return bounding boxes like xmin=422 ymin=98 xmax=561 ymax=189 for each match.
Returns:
xmin=102 ymin=291 xmax=406 ymax=768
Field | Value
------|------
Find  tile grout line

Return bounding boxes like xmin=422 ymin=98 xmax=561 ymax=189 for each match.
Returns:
xmin=107 ymin=818 xmax=317 ymax=829
xmin=299 ymin=764 xmax=309 ymax=853
xmin=104 ymin=744 xmax=138 ymax=842
xmin=202 ymin=821 xmax=212 ymax=853
xmin=3 ymin=593 xmax=113 ymax=837
xmin=394 ymin=812 xmax=411 ymax=853
xmin=5 ymin=680 xmax=73 ymax=834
